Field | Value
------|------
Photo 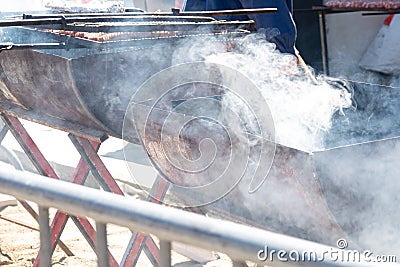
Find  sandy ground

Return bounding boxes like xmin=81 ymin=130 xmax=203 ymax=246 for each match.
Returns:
xmin=0 ymin=120 xmax=239 ymax=267
xmin=0 ymin=188 xmax=236 ymax=267
xmin=0 ymin=198 xmax=233 ymax=267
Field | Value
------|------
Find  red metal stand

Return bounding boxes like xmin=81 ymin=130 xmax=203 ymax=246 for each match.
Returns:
xmin=121 ymin=177 xmax=169 ymax=267
xmin=0 ymin=114 xmax=169 ymax=267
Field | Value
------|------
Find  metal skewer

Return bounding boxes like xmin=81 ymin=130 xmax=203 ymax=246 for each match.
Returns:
xmin=19 ymin=7 xmax=277 ymax=20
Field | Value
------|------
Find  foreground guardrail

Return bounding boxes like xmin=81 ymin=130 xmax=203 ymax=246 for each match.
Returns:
xmin=0 ymin=167 xmax=396 ymax=267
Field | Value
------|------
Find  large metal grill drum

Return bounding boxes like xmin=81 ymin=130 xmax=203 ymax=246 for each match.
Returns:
xmin=0 ymin=9 xmax=399 ymax=257
xmin=0 ymin=12 xmax=255 ymax=140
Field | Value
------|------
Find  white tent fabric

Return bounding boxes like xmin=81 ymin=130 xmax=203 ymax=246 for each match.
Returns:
xmin=359 ymin=15 xmax=400 ymax=75
xmin=0 ymin=0 xmax=46 ymax=12
xmin=45 ymin=0 xmax=125 ymax=13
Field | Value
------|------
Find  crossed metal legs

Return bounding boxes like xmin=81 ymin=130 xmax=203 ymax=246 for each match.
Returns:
xmin=0 ymin=114 xmax=168 ymax=267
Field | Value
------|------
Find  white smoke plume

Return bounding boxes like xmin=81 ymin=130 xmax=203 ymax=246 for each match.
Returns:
xmin=172 ymin=33 xmax=353 ymax=152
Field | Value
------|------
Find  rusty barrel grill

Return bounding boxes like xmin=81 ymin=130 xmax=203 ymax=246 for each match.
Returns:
xmin=0 ymin=8 xmax=399 ymax=257
xmin=0 ymin=9 xmax=263 ymax=141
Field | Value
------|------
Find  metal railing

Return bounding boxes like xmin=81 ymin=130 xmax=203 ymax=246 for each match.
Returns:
xmin=0 ymin=167 xmax=392 ymax=267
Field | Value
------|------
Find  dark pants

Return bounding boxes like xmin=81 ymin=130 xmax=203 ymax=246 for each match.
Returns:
xmin=183 ymin=0 xmax=296 ymax=54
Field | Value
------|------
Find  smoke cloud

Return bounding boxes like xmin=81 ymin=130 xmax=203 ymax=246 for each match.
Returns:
xmin=166 ymin=32 xmax=399 ymax=258
xmin=172 ymin=33 xmax=352 ymax=152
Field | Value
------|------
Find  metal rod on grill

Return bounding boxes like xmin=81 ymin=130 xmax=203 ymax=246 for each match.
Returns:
xmin=25 ymin=15 xmax=216 ymax=23
xmin=0 ymin=16 xmax=217 ymax=31
xmin=21 ymin=12 xmax=148 ymax=19
xmin=0 ymin=8 xmax=274 ymax=30
xmin=0 ymin=17 xmax=255 ymax=32
xmin=68 ymin=15 xmax=216 ymax=22
xmin=312 ymin=5 xmax=400 ymax=14
xmin=63 ymin=21 xmax=256 ymax=33
xmin=20 ymin=7 xmax=277 ymax=20
xmin=0 ymin=18 xmax=64 ymax=27
xmin=362 ymin=10 xmax=400 ymax=16
xmin=0 ymin=43 xmax=67 ymax=51
xmin=171 ymin=7 xmax=277 ymax=16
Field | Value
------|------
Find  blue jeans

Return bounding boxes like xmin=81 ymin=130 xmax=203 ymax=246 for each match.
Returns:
xmin=183 ymin=0 xmax=296 ymax=54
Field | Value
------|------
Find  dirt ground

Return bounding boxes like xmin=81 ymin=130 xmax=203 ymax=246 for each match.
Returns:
xmin=0 ymin=195 xmax=237 ymax=267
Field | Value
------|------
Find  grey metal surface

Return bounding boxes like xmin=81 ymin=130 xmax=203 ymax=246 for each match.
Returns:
xmin=0 ymin=41 xmax=193 ymax=139
xmin=0 ymin=49 xmax=110 ymax=133
xmin=0 ymin=167 xmax=390 ymax=267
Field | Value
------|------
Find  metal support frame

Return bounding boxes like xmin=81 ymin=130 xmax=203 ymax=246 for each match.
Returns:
xmin=0 ymin=114 xmax=74 ymax=257
xmin=318 ymin=10 xmax=330 ymax=75
xmin=160 ymin=241 xmax=172 ymax=267
xmin=38 ymin=207 xmax=51 ymax=267
xmin=68 ymin=133 xmax=166 ymax=266
xmin=0 ymin=124 xmax=8 ymax=143
xmin=1 ymin=114 xmax=111 ymax=266
xmin=121 ymin=177 xmax=169 ymax=267
xmin=0 ymin=113 xmax=169 ymax=267
xmin=96 ymin=222 xmax=110 ymax=267
xmin=0 ymin=121 xmax=18 ymax=214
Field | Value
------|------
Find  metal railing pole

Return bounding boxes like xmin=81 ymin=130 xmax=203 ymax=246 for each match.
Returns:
xmin=38 ymin=207 xmax=51 ymax=267
xmin=96 ymin=222 xmax=110 ymax=267
xmin=0 ymin=168 xmax=386 ymax=267
xmin=232 ymin=261 xmax=248 ymax=267
xmin=160 ymin=240 xmax=172 ymax=267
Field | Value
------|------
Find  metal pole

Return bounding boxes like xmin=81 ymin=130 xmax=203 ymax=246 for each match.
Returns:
xmin=160 ymin=240 xmax=171 ymax=267
xmin=0 ymin=168 xmax=383 ymax=267
xmin=232 ymin=262 xmax=248 ymax=267
xmin=20 ymin=7 xmax=276 ymax=20
xmin=0 ymin=43 xmax=67 ymax=51
xmin=38 ymin=207 xmax=51 ymax=267
xmin=96 ymin=222 xmax=110 ymax=267
xmin=0 ymin=126 xmax=8 ymax=143
xmin=174 ymin=8 xmax=277 ymax=16
xmin=318 ymin=11 xmax=329 ymax=75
